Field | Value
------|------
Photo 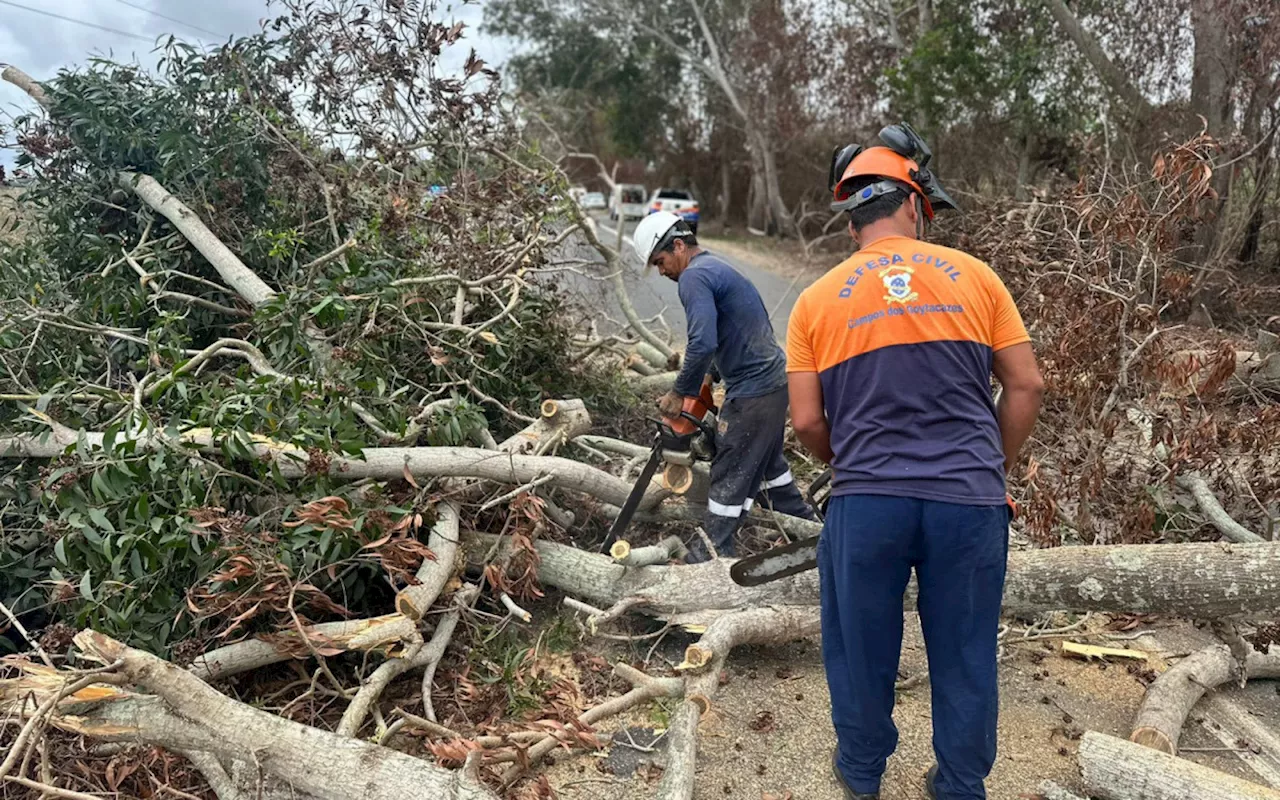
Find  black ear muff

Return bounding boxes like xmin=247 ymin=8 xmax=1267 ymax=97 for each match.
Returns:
xmin=828 ymin=144 xmax=863 ymax=193
xmin=878 ymin=124 xmax=916 ymax=158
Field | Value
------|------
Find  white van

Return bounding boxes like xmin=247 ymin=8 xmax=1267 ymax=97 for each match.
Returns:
xmin=609 ymin=184 xmax=648 ymax=221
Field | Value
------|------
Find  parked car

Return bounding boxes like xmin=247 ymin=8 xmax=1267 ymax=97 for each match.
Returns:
xmin=647 ymin=188 xmax=699 ymax=233
xmin=568 ymin=186 xmax=587 ymax=205
xmin=580 ymin=191 xmax=607 ymax=210
xmin=609 ymin=183 xmax=648 ymax=221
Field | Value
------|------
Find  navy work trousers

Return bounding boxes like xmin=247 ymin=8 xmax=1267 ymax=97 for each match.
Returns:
xmin=687 ymin=385 xmax=814 ymax=562
xmin=819 ymin=494 xmax=1009 ymax=799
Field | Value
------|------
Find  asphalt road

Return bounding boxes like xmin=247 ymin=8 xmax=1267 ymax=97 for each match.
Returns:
xmin=555 ymin=212 xmax=805 ymax=347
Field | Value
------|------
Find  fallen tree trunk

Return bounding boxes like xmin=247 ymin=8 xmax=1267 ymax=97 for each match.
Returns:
xmin=1080 ymin=730 xmax=1280 ymax=800
xmin=1131 ymin=643 xmax=1280 ymax=755
xmin=1 ymin=427 xmax=663 ymax=511
xmin=468 ymin=533 xmax=1280 ymax=620
xmin=3 ymin=630 xmax=498 ymax=800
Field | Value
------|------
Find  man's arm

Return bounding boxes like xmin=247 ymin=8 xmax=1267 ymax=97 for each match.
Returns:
xmin=788 ymin=371 xmax=834 ymax=465
xmin=672 ymin=272 xmax=718 ymax=397
xmin=991 ymin=342 xmax=1044 ymax=474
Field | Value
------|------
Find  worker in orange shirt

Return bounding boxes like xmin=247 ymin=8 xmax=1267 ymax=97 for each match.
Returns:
xmin=786 ymin=124 xmax=1044 ymax=800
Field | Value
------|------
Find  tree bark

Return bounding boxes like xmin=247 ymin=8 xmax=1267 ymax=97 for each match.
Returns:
xmin=1044 ymin=0 xmax=1152 ymax=118
xmin=1081 ymin=730 xmax=1280 ymax=800
xmin=1190 ymin=0 xmax=1236 ymax=138
xmin=719 ymin=157 xmax=733 ymax=228
xmin=468 ymin=533 xmax=1280 ymax=621
xmin=1176 ymin=473 xmax=1264 ymax=543
xmin=1131 ymin=643 xmax=1280 ymax=755
xmin=1 ymin=67 xmax=277 ymax=309
xmin=0 ymin=428 xmax=663 ymax=511
xmin=189 ymin=614 xmax=416 ymax=682
xmin=1189 ymin=0 xmax=1239 ymax=258
xmin=5 ymin=631 xmax=498 ymax=800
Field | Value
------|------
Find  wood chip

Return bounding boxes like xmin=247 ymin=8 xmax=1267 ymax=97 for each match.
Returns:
xmin=1061 ymin=641 xmax=1148 ymax=661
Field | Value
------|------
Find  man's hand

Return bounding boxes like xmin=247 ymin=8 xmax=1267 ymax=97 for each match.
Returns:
xmin=657 ymin=390 xmax=685 ymax=419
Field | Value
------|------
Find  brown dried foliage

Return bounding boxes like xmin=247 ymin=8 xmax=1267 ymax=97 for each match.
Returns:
xmin=940 ymin=131 xmax=1280 ymax=546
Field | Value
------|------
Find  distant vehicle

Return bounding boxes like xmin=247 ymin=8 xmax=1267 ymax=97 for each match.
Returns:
xmin=568 ymin=186 xmax=587 ymax=204
xmin=609 ymin=183 xmax=648 ymax=221
xmin=580 ymin=191 xmax=607 ymax=210
xmin=647 ymin=188 xmax=699 ymax=234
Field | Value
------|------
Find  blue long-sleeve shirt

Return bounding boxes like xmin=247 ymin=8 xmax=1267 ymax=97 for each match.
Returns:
xmin=674 ymin=251 xmax=788 ymax=399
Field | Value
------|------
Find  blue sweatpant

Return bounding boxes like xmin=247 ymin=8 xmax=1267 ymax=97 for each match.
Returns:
xmin=819 ymin=494 xmax=1009 ymax=799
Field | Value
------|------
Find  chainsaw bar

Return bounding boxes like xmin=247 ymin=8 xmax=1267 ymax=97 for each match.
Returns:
xmin=729 ymin=536 xmax=820 ymax=587
xmin=600 ymin=441 xmax=664 ymax=553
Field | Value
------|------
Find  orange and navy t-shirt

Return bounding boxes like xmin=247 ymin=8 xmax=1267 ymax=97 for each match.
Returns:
xmin=787 ymin=235 xmax=1030 ymax=505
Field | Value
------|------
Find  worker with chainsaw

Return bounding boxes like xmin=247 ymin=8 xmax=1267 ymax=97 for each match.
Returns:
xmin=786 ymin=124 xmax=1044 ymax=800
xmin=633 ymin=210 xmax=814 ymax=562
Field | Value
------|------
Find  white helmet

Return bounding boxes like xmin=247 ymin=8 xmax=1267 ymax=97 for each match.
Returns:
xmin=632 ymin=210 xmax=692 ymax=265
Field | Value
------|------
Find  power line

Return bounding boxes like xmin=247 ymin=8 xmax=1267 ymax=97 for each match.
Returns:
xmin=0 ymin=0 xmax=157 ymax=44
xmin=109 ymin=0 xmax=224 ymax=39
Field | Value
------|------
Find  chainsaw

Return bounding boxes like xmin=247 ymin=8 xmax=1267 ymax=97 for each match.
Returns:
xmin=601 ymin=382 xmax=718 ymax=553
xmin=729 ymin=479 xmax=1019 ymax=587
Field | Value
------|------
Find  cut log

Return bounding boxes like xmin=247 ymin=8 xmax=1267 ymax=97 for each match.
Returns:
xmin=609 ymin=535 xmax=687 ymax=567
xmin=497 ymin=399 xmax=592 ymax=456
xmin=1131 ymin=643 xmax=1280 ymax=755
xmin=468 ymin=533 xmax=1280 ymax=620
xmin=629 ymin=371 xmax=679 ymax=393
xmin=2 ymin=631 xmax=498 ymax=800
xmin=1080 ymin=730 xmax=1280 ymax=800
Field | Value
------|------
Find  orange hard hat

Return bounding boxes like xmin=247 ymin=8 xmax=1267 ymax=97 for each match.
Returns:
xmin=828 ymin=123 xmax=958 ymax=220
xmin=831 ymin=146 xmax=934 ymax=218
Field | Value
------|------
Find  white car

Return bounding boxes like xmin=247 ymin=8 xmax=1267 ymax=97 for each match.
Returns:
xmin=580 ymin=191 xmax=607 ymax=210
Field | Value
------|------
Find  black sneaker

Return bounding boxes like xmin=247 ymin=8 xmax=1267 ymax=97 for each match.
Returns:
xmin=924 ymin=764 xmax=939 ymax=799
xmin=831 ymin=750 xmax=879 ymax=799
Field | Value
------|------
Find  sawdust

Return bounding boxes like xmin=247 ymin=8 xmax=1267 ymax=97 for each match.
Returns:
xmin=530 ymin=609 xmax=1280 ymax=799
xmin=535 ymin=614 xmax=1173 ymax=799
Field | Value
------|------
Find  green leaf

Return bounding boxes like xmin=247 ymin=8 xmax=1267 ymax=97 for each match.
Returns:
xmin=88 ymin=507 xmax=115 ymax=533
xmin=79 ymin=572 xmax=95 ymax=602
xmin=54 ymin=536 xmax=68 ymax=565
xmin=91 ymin=471 xmax=112 ymax=502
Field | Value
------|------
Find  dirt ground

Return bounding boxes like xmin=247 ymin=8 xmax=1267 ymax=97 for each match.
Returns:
xmin=533 ymin=605 xmax=1280 ymax=800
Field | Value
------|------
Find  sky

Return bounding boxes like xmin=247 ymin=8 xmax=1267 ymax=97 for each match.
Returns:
xmin=0 ymin=0 xmax=515 ymax=160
